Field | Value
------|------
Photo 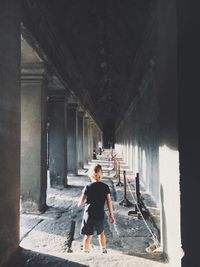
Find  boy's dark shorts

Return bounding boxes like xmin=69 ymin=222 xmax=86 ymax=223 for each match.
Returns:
xmin=81 ymin=217 xmax=104 ymax=235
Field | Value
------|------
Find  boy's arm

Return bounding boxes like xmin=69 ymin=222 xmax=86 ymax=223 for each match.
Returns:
xmin=106 ymin=193 xmax=115 ymax=224
xmin=77 ymin=194 xmax=87 ymax=207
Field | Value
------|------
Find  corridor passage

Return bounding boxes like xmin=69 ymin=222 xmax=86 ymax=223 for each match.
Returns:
xmin=0 ymin=1 xmax=197 ymax=266
xmin=19 ymin=150 xmax=168 ymax=267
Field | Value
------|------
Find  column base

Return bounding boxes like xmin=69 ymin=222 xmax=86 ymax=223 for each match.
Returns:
xmin=21 ymin=201 xmax=48 ymax=214
xmin=67 ymin=172 xmax=78 ymax=177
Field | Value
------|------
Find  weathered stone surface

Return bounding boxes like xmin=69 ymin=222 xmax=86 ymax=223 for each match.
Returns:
xmin=48 ymin=90 xmax=68 ymax=187
xmin=21 ymin=62 xmax=48 ymax=213
xmin=0 ymin=1 xmax=21 ymax=266
xmin=67 ymin=103 xmax=78 ymax=175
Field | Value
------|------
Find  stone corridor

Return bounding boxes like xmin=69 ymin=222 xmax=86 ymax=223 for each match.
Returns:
xmin=1 ymin=1 xmax=198 ymax=266
xmin=16 ymin=150 xmax=168 ymax=267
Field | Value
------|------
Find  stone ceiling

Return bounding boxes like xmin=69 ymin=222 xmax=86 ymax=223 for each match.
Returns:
xmin=22 ymin=0 xmax=153 ymax=131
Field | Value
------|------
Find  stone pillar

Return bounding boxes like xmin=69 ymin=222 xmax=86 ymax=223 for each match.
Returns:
xmin=88 ymin=120 xmax=93 ymax=162
xmin=93 ymin=125 xmax=99 ymax=155
xmin=77 ymin=111 xmax=85 ymax=168
xmin=0 ymin=1 xmax=21 ymax=265
xmin=130 ymin=143 xmax=134 ymax=171
xmin=100 ymin=130 xmax=102 ymax=152
xmin=127 ymin=142 xmax=130 ymax=167
xmin=67 ymin=103 xmax=78 ymax=175
xmin=21 ymin=63 xmax=47 ymax=213
xmin=48 ymin=90 xmax=68 ymax=187
xmin=84 ymin=116 xmax=89 ymax=164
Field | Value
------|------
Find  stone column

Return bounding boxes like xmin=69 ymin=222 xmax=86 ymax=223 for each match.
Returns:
xmin=88 ymin=119 xmax=93 ymax=162
xmin=67 ymin=103 xmax=78 ymax=175
xmin=48 ymin=90 xmax=68 ymax=187
xmin=0 ymin=1 xmax=21 ymax=265
xmin=93 ymin=125 xmax=99 ymax=155
xmin=84 ymin=116 xmax=89 ymax=164
xmin=21 ymin=62 xmax=48 ymax=213
xmin=100 ymin=130 xmax=103 ymax=151
xmin=77 ymin=111 xmax=85 ymax=168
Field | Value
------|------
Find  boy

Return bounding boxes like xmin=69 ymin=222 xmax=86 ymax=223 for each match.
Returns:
xmin=78 ymin=164 xmax=115 ymax=253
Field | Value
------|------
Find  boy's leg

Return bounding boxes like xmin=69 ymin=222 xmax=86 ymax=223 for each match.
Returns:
xmin=98 ymin=231 xmax=107 ymax=253
xmin=83 ymin=235 xmax=93 ymax=252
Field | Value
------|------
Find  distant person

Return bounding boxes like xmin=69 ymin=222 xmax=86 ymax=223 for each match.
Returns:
xmin=77 ymin=164 xmax=115 ymax=253
xmin=92 ymin=149 xmax=97 ymax=160
xmin=98 ymin=141 xmax=102 ymax=155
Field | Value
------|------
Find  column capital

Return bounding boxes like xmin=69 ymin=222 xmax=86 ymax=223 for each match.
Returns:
xmin=67 ymin=102 xmax=78 ymax=110
xmin=89 ymin=119 xmax=95 ymax=125
xmin=84 ymin=115 xmax=90 ymax=120
xmin=68 ymin=95 xmax=79 ymax=104
xmin=78 ymin=111 xmax=85 ymax=117
xmin=21 ymin=62 xmax=47 ymax=82
xmin=48 ymin=90 xmax=68 ymax=103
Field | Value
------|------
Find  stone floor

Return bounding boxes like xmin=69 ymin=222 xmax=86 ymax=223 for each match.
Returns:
xmin=12 ymin=151 xmax=169 ymax=267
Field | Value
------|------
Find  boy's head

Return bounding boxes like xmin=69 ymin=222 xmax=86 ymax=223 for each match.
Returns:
xmin=88 ymin=164 xmax=103 ymax=182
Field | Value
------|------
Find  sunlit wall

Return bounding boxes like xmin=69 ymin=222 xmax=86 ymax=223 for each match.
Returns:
xmin=159 ymin=145 xmax=182 ymax=265
xmin=114 ymin=1 xmax=182 ymax=265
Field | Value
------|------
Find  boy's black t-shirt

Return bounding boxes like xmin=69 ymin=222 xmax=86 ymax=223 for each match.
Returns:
xmin=82 ymin=181 xmax=111 ymax=220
